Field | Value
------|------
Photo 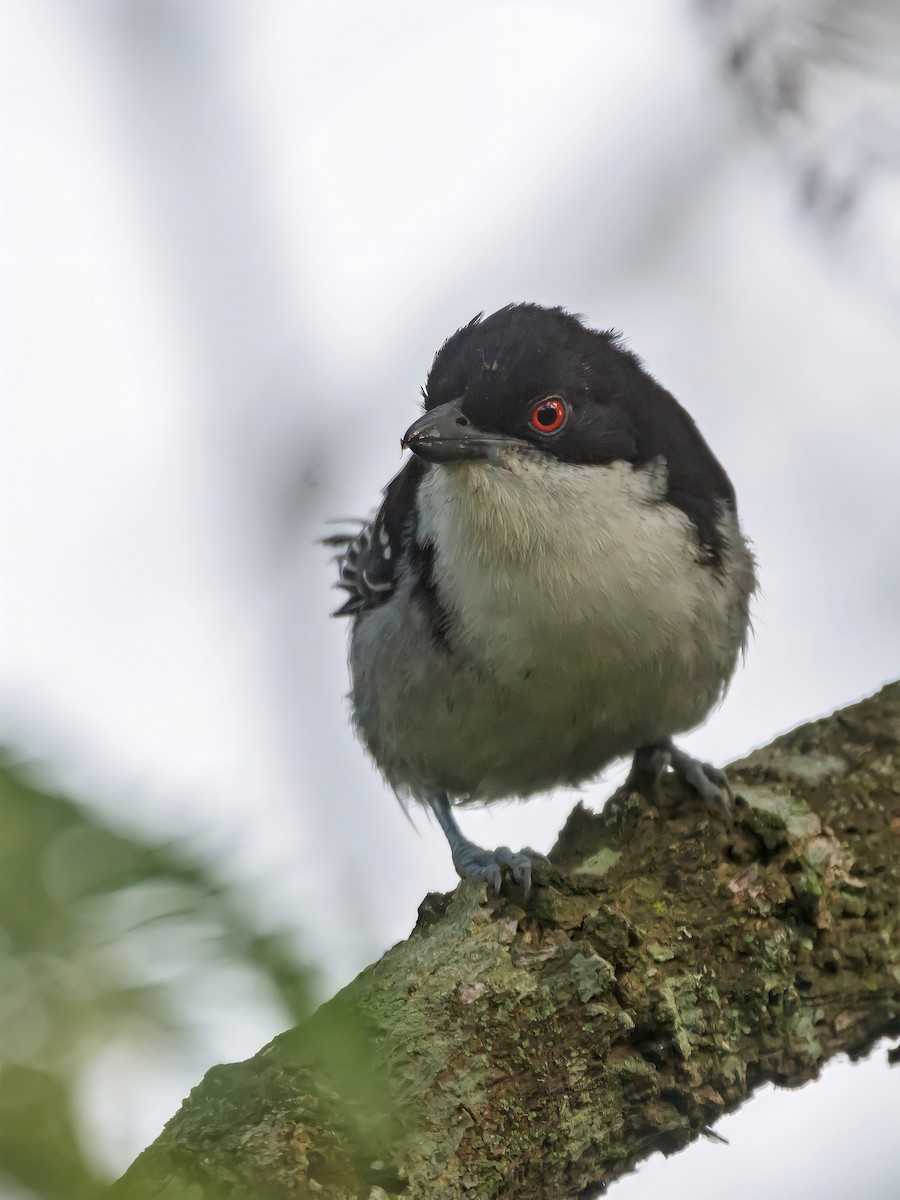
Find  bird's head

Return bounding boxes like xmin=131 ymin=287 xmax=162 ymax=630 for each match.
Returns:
xmin=402 ymin=304 xmax=640 ymax=468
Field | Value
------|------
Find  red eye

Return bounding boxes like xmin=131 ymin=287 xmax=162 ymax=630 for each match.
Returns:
xmin=529 ymin=396 xmax=568 ymax=434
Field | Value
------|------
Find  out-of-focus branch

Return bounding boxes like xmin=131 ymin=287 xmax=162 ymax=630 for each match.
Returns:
xmin=700 ymin=0 xmax=900 ymax=291
xmin=115 ymin=683 xmax=900 ymax=1199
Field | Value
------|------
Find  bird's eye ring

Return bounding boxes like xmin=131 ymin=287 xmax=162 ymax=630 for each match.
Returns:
xmin=529 ymin=396 xmax=568 ymax=434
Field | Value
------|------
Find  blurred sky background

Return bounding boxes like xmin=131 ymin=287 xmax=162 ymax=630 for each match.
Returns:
xmin=1 ymin=0 xmax=899 ymax=1196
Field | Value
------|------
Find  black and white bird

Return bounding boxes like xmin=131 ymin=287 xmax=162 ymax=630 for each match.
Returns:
xmin=328 ymin=304 xmax=756 ymax=892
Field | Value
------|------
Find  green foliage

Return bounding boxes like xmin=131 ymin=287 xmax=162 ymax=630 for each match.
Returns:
xmin=0 ymin=752 xmax=317 ymax=1200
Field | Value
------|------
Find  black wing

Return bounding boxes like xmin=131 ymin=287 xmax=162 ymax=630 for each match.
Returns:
xmin=325 ymin=457 xmax=426 ymax=617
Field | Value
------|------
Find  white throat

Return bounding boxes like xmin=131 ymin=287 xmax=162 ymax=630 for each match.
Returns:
xmin=416 ymin=454 xmax=699 ymax=649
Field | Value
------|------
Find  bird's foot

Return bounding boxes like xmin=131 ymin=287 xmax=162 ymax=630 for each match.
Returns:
xmin=629 ymin=741 xmax=734 ymax=825
xmin=426 ymin=790 xmax=547 ymax=895
xmin=667 ymin=743 xmax=734 ymax=824
xmin=451 ymin=840 xmax=547 ymax=896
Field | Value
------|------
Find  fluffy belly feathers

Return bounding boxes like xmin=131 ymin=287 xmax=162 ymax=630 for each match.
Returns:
xmin=348 ymin=457 xmax=753 ymax=802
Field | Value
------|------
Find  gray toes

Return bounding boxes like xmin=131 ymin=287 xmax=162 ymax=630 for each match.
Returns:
xmin=494 ymin=847 xmax=534 ymax=895
xmin=520 ymin=846 xmax=550 ymax=866
xmin=691 ymin=758 xmax=728 ymax=789
xmin=668 ymin=745 xmax=734 ymax=822
xmin=452 ymin=843 xmax=545 ymax=895
xmin=452 ymin=842 xmax=504 ymax=892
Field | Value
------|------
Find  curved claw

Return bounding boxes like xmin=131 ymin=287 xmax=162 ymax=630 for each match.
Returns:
xmin=630 ymin=742 xmax=735 ymax=827
xmin=452 ymin=842 xmax=546 ymax=896
xmin=492 ymin=847 xmax=529 ymax=895
xmin=451 ymin=841 xmax=504 ymax=893
xmin=427 ymin=792 xmax=547 ymax=896
xmin=667 ymin=745 xmax=734 ymax=825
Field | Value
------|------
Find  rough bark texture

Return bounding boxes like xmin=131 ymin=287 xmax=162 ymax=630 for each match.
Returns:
xmin=115 ymin=684 xmax=900 ymax=1200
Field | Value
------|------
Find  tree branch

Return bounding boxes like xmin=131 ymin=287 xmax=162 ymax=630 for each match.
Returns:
xmin=115 ymin=683 xmax=900 ymax=1200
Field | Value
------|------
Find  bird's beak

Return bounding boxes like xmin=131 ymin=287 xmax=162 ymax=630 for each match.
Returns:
xmin=402 ymin=400 xmax=511 ymax=464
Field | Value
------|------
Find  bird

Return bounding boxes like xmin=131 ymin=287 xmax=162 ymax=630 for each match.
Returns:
xmin=327 ymin=304 xmax=756 ymax=893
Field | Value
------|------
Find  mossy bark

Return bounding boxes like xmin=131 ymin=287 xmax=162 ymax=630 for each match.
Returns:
xmin=115 ymin=683 xmax=900 ymax=1200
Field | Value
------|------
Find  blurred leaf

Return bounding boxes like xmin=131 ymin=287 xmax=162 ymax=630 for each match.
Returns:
xmin=0 ymin=751 xmax=317 ymax=1199
xmin=0 ymin=1067 xmax=99 ymax=1200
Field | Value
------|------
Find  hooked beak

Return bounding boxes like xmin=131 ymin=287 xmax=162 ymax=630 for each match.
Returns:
xmin=402 ymin=400 xmax=513 ymax=464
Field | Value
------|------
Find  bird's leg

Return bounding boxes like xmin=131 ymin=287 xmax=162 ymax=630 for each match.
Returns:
xmin=624 ymin=744 xmax=672 ymax=807
xmin=426 ymin=790 xmax=546 ymax=896
xmin=629 ymin=740 xmax=734 ymax=823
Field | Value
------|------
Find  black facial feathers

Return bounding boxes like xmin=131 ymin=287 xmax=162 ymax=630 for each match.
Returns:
xmin=423 ymin=304 xmax=736 ymax=564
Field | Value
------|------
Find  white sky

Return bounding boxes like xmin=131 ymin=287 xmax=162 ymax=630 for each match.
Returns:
xmin=0 ymin=0 xmax=898 ymax=1192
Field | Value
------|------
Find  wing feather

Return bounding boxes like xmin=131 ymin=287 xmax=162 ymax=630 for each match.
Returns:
xmin=327 ymin=458 xmax=426 ymax=617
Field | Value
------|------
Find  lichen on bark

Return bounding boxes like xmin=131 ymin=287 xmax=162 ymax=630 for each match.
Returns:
xmin=115 ymin=683 xmax=900 ymax=1200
